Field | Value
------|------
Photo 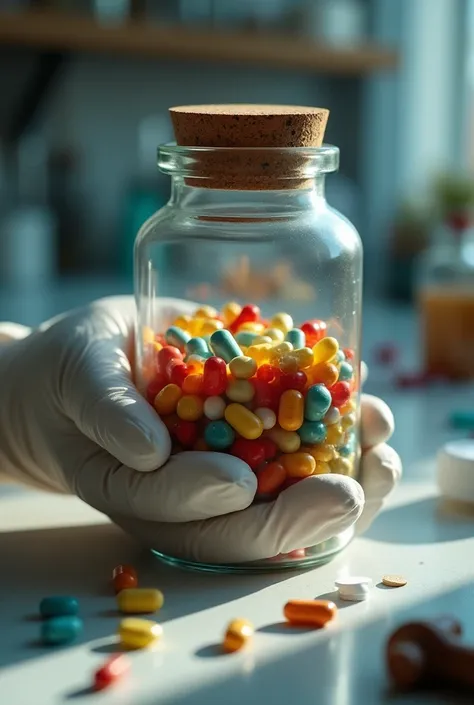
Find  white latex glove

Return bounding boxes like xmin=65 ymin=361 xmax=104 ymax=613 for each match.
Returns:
xmin=0 ymin=296 xmax=401 ymax=563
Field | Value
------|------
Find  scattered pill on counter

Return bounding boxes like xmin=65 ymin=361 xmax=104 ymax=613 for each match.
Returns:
xmin=112 ymin=564 xmax=138 ymax=594
xmin=382 ymin=575 xmax=407 ymax=588
xmin=94 ymin=655 xmax=130 ymax=691
xmin=39 ymin=596 xmax=79 ymax=618
xmin=283 ymin=599 xmax=337 ymax=628
xmin=119 ymin=618 xmax=163 ymax=649
xmin=41 ymin=615 xmax=83 ymax=645
xmin=223 ymin=619 xmax=254 ymax=653
xmin=334 ymin=576 xmax=372 ymax=601
xmin=117 ymin=588 xmax=164 ymax=614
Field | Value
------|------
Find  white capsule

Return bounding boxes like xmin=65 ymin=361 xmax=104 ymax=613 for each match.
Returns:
xmin=254 ymin=407 xmax=277 ymax=430
xmin=203 ymin=396 xmax=226 ymax=420
xmin=324 ymin=407 xmax=341 ymax=426
xmin=335 ymin=576 xmax=372 ymax=602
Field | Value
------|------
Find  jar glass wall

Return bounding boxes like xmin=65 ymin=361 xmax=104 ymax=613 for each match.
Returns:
xmin=134 ymin=144 xmax=363 ymax=572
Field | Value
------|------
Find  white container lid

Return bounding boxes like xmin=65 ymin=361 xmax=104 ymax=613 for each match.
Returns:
xmin=437 ymin=439 xmax=474 ymax=503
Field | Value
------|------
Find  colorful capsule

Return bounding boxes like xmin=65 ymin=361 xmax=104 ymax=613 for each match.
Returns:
xmin=226 ymin=379 xmax=255 ymax=403
xmin=166 ymin=358 xmax=189 ymax=386
xmin=301 ymin=319 xmax=327 ymax=346
xmin=209 ymin=329 xmax=242 ymax=363
xmin=260 ymin=437 xmax=278 ymax=460
xmin=307 ymin=361 xmax=339 ymax=387
xmin=330 ymin=381 xmax=352 ymax=408
xmin=182 ymin=373 xmax=204 ymax=395
xmin=286 ymin=328 xmax=306 ymax=348
xmin=225 ymin=403 xmax=263 ymax=440
xmin=254 ymin=407 xmax=277 ymax=430
xmin=41 ymin=616 xmax=83 ymax=645
xmin=113 ymin=565 xmax=138 ymax=594
xmin=185 ymin=337 xmax=209 ymax=357
xmin=177 ymin=394 xmax=204 ymax=421
xmin=186 ymin=354 xmax=207 ymax=372
xmin=341 ymin=412 xmax=356 ymax=430
xmin=325 ymin=424 xmax=345 ymax=446
xmin=156 ymin=346 xmax=182 ymax=374
xmin=119 ymin=618 xmax=162 ymax=649
xmin=314 ymin=460 xmax=330 ymax=474
xmin=223 ymin=618 xmax=254 ymax=653
xmin=252 ymin=335 xmax=273 ymax=345
xmin=281 ymin=452 xmax=316 ymax=478
xmin=204 ymin=420 xmax=235 ymax=450
xmin=239 ymin=321 xmax=265 ymax=334
xmin=309 ymin=444 xmax=336 ymax=462
xmin=336 ymin=349 xmax=346 ymax=363
xmin=271 ymin=312 xmax=294 ymax=333
xmin=174 ymin=419 xmax=198 ymax=447
xmin=330 ymin=456 xmax=353 ymax=474
xmin=284 ymin=599 xmax=337 ymax=627
xmin=278 ymin=354 xmax=299 ymax=374
xmin=117 ymin=588 xmax=164 ymax=614
xmin=173 ymin=314 xmax=193 ymax=330
xmin=257 ymin=364 xmax=280 ymax=384
xmin=202 ymin=356 xmax=227 ymax=396
xmin=338 ymin=362 xmax=354 ymax=381
xmin=222 ymin=301 xmax=242 ymax=326
xmin=247 ymin=343 xmax=271 ymax=365
xmin=266 ymin=427 xmax=301 ymax=453
xmin=305 ymin=384 xmax=332 ymax=421
xmin=235 ymin=330 xmax=258 ymax=347
xmin=268 ymin=341 xmax=293 ymax=365
xmin=165 ymin=326 xmax=191 ymax=350
xmin=229 ymin=304 xmax=260 ymax=334
xmin=94 ymin=654 xmax=130 ymax=691
xmin=324 ymin=407 xmax=341 ymax=425
xmin=257 ymin=461 xmax=286 ymax=494
xmin=279 ymin=370 xmax=307 ymax=393
xmin=313 ymin=337 xmax=339 ymax=364
xmin=298 ymin=421 xmax=327 ymax=445
xmin=291 ymin=347 xmax=314 ymax=369
xmin=195 ymin=305 xmax=218 ymax=319
xmin=39 ymin=596 xmax=79 ymax=618
xmin=278 ymin=389 xmax=304 ymax=431
xmin=230 ymin=438 xmax=267 ymax=469
xmin=229 ymin=355 xmax=257 ymax=380
xmin=339 ymin=399 xmax=356 ymax=416
xmin=203 ymin=395 xmax=226 ymax=420
xmin=264 ymin=327 xmax=285 ymax=342
xmin=154 ymin=384 xmax=182 ymax=415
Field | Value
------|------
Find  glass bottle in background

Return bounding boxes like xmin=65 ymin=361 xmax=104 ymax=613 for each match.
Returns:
xmin=417 ymin=211 xmax=474 ymax=379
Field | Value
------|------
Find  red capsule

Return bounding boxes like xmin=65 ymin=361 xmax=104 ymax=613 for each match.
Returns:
xmin=166 ymin=359 xmax=189 ymax=386
xmin=343 ymin=347 xmax=355 ymax=362
xmin=257 ymin=364 xmax=281 ymax=384
xmin=146 ymin=374 xmax=167 ymax=403
xmin=94 ymin=655 xmax=130 ymax=691
xmin=301 ymin=320 xmax=327 ymax=346
xmin=174 ymin=419 xmax=198 ymax=447
xmin=330 ymin=381 xmax=351 ymax=407
xmin=229 ymin=304 xmax=260 ymax=333
xmin=230 ymin=438 xmax=266 ymax=470
xmin=260 ymin=437 xmax=278 ymax=460
xmin=156 ymin=345 xmax=182 ymax=374
xmin=202 ymin=356 xmax=227 ymax=396
xmin=252 ymin=378 xmax=281 ymax=410
xmin=257 ymin=461 xmax=286 ymax=494
xmin=112 ymin=564 xmax=138 ymax=594
xmin=279 ymin=370 xmax=308 ymax=393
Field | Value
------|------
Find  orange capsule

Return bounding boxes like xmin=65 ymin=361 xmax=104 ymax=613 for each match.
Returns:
xmin=223 ymin=618 xmax=254 ymax=653
xmin=182 ymin=373 xmax=204 ymax=395
xmin=307 ymin=362 xmax=339 ymax=387
xmin=154 ymin=384 xmax=182 ymax=415
xmin=112 ymin=565 xmax=138 ymax=594
xmin=278 ymin=389 xmax=304 ymax=431
xmin=257 ymin=461 xmax=286 ymax=494
xmin=281 ymin=452 xmax=316 ymax=478
xmin=94 ymin=654 xmax=130 ymax=690
xmin=113 ymin=564 xmax=138 ymax=581
xmin=284 ymin=599 xmax=337 ymax=627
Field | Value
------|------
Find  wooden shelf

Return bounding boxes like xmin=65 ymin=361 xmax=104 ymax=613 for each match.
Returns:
xmin=0 ymin=10 xmax=398 ymax=75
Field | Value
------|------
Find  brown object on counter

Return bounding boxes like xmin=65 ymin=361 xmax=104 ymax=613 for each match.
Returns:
xmin=386 ymin=618 xmax=474 ymax=692
xmin=169 ymin=104 xmax=329 ymax=190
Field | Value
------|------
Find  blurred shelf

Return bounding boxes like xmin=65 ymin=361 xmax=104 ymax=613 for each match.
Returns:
xmin=0 ymin=10 xmax=398 ymax=74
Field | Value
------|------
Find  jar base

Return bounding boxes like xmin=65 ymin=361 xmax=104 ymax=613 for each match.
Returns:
xmin=151 ymin=526 xmax=354 ymax=574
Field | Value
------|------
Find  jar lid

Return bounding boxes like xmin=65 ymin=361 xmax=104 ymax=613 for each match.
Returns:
xmin=437 ymin=439 xmax=474 ymax=503
xmin=167 ymin=105 xmax=330 ymax=190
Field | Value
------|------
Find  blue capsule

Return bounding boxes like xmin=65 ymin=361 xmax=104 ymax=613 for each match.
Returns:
xmin=285 ymin=328 xmax=306 ymax=348
xmin=210 ymin=330 xmax=242 ymax=363
xmin=204 ymin=420 xmax=235 ymax=450
xmin=41 ymin=616 xmax=83 ymax=645
xmin=338 ymin=362 xmax=353 ymax=381
xmin=40 ymin=596 xmax=79 ymax=619
xmin=185 ymin=337 xmax=210 ymax=357
xmin=298 ymin=421 xmax=327 ymax=445
xmin=235 ymin=331 xmax=258 ymax=347
xmin=336 ymin=349 xmax=346 ymax=363
xmin=305 ymin=384 xmax=332 ymax=421
xmin=165 ymin=326 xmax=191 ymax=350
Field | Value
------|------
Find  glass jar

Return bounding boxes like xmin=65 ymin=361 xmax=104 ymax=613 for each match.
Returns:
xmin=134 ymin=108 xmax=362 ymax=572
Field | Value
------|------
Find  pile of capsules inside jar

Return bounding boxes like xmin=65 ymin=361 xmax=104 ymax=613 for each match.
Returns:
xmin=145 ymin=302 xmax=358 ymax=495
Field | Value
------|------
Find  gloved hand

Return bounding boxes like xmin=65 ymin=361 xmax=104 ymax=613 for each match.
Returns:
xmin=0 ymin=296 xmax=401 ymax=563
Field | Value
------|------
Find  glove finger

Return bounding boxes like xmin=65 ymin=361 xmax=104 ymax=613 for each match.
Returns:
xmin=0 ymin=322 xmax=32 ymax=343
xmin=356 ymin=443 xmax=402 ymax=534
xmin=110 ymin=473 xmax=365 ymax=564
xmin=360 ymin=393 xmax=395 ymax=449
xmin=67 ymin=434 xmax=256 ymax=521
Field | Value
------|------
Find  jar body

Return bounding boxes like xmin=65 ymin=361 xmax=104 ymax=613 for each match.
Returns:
xmin=134 ymin=157 xmax=362 ymax=572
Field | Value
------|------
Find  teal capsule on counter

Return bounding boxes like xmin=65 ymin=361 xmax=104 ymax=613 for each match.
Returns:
xmin=298 ymin=421 xmax=327 ymax=445
xmin=204 ymin=420 xmax=235 ymax=450
xmin=210 ymin=329 xmax=242 ymax=363
xmin=40 ymin=596 xmax=79 ymax=618
xmin=305 ymin=384 xmax=332 ymax=421
xmin=285 ymin=328 xmax=306 ymax=348
xmin=185 ymin=337 xmax=209 ymax=357
xmin=338 ymin=362 xmax=353 ymax=381
xmin=235 ymin=331 xmax=258 ymax=347
xmin=449 ymin=410 xmax=474 ymax=430
xmin=41 ymin=616 xmax=83 ymax=645
xmin=165 ymin=326 xmax=191 ymax=350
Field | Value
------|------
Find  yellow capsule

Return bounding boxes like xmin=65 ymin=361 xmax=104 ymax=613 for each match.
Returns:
xmin=252 ymin=335 xmax=273 ymax=345
xmin=330 ymin=456 xmax=353 ymax=475
xmin=200 ymin=318 xmax=224 ymax=335
xmin=173 ymin=314 xmax=193 ymax=330
xmin=177 ymin=394 xmax=204 ymax=421
xmin=142 ymin=326 xmax=156 ymax=344
xmin=291 ymin=347 xmax=314 ymax=369
xmin=154 ymin=384 xmax=182 ymax=415
xmin=339 ymin=399 xmax=356 ymax=416
xmin=153 ymin=341 xmax=163 ymax=353
xmin=309 ymin=444 xmax=336 ymax=462
xmin=222 ymin=301 xmax=242 ymax=326
xmin=226 ymin=379 xmax=255 ymax=403
xmin=271 ymin=312 xmax=294 ymax=333
xmin=266 ymin=427 xmax=301 ymax=453
xmin=313 ymin=337 xmax=339 ymax=364
xmin=195 ymin=305 xmax=218 ymax=319
xmin=306 ymin=362 xmax=339 ymax=387
xmin=225 ymin=403 xmax=263 ymax=440
xmin=186 ymin=354 xmax=206 ymax=373
xmin=281 ymin=452 xmax=316 ymax=478
xmin=229 ymin=355 xmax=257 ymax=380
xmin=314 ymin=460 xmax=330 ymax=475
xmin=223 ymin=618 xmax=254 ymax=653
xmin=325 ymin=424 xmax=345 ymax=446
xmin=247 ymin=343 xmax=271 ymax=364
xmin=341 ymin=412 xmax=357 ymax=430
xmin=278 ymin=389 xmax=304 ymax=431
xmin=239 ymin=322 xmax=265 ymax=334
xmin=263 ymin=327 xmax=285 ymax=342
xmin=117 ymin=588 xmax=164 ymax=614
xmin=278 ymin=354 xmax=299 ymax=374
xmin=119 ymin=618 xmax=163 ymax=649
xmin=268 ymin=341 xmax=293 ymax=364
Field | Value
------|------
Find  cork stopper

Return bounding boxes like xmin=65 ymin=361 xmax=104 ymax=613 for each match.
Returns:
xmin=169 ymin=104 xmax=329 ymax=189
